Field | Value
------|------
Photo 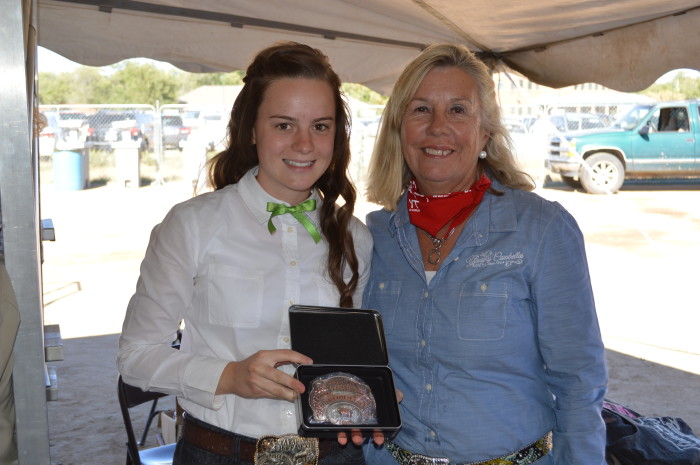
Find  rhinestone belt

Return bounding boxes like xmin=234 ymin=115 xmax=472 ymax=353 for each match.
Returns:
xmin=385 ymin=431 xmax=552 ymax=465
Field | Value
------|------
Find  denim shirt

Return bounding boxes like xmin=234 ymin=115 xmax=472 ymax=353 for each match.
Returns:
xmin=363 ymin=180 xmax=607 ymax=465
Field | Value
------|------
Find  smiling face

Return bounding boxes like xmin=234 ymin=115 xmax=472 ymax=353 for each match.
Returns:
xmin=401 ymin=66 xmax=489 ymax=195
xmin=253 ymin=78 xmax=336 ymax=205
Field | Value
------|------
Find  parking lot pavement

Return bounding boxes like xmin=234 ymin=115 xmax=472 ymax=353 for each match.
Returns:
xmin=537 ymin=179 xmax=700 ymax=365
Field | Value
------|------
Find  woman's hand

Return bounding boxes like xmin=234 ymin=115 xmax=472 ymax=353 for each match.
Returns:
xmin=335 ymin=388 xmax=403 ymax=446
xmin=215 ymin=349 xmax=313 ymax=401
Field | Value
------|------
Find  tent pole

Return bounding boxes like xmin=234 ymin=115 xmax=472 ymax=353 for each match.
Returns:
xmin=0 ymin=0 xmax=51 ymax=463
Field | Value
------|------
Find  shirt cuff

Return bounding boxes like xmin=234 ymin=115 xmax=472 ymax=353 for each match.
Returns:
xmin=182 ymin=356 xmax=230 ymax=409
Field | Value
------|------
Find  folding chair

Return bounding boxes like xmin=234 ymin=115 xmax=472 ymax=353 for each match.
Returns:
xmin=118 ymin=375 xmax=177 ymax=465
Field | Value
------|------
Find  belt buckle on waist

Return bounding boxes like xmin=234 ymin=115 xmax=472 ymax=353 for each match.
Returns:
xmin=255 ymin=434 xmax=319 ymax=465
xmin=407 ymin=454 xmax=450 ymax=465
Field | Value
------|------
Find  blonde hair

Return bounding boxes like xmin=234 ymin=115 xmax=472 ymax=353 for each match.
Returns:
xmin=366 ymin=43 xmax=534 ymax=210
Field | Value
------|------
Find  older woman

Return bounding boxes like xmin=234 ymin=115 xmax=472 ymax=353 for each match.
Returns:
xmin=362 ymin=44 xmax=607 ymax=465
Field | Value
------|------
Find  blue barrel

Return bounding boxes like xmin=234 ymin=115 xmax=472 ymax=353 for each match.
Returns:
xmin=52 ymin=151 xmax=84 ymax=191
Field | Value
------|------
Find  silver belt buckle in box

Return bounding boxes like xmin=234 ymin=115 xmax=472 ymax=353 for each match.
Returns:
xmin=308 ymin=372 xmax=377 ymax=425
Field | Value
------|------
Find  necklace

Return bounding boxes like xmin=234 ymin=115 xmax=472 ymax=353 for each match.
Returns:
xmin=422 ymin=227 xmax=457 ymax=265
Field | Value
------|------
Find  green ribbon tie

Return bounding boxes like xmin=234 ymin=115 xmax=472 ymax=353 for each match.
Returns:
xmin=266 ymin=199 xmax=321 ymax=243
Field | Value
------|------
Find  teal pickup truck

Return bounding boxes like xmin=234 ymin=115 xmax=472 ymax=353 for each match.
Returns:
xmin=544 ymin=99 xmax=700 ymax=194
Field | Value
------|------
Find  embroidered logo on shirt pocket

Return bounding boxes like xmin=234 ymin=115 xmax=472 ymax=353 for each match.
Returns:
xmin=368 ymin=280 xmax=401 ymax=334
xmin=207 ymin=263 xmax=263 ymax=328
xmin=457 ymin=281 xmax=507 ymax=340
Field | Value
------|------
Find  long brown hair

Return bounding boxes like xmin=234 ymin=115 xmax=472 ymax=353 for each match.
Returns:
xmin=207 ymin=42 xmax=359 ymax=307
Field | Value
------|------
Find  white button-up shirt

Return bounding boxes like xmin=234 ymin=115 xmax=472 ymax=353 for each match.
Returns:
xmin=118 ymin=168 xmax=373 ymax=438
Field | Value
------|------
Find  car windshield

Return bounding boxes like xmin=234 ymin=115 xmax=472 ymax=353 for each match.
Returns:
xmin=611 ymin=105 xmax=654 ymax=130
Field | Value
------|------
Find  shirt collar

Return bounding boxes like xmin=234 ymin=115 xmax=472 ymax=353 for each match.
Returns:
xmin=238 ymin=167 xmax=322 ymax=227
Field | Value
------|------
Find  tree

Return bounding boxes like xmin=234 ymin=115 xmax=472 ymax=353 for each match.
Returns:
xmin=179 ymin=71 xmax=244 ymax=97
xmin=71 ymin=67 xmax=111 ymax=104
xmin=37 ymin=72 xmax=74 ymax=104
xmin=108 ymin=62 xmax=180 ymax=105
xmin=342 ymin=83 xmax=388 ymax=104
xmin=37 ymin=59 xmax=388 ymax=106
xmin=640 ymin=71 xmax=700 ymax=100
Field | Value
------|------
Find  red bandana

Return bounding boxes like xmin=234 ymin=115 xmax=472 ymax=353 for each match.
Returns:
xmin=407 ymin=174 xmax=491 ymax=237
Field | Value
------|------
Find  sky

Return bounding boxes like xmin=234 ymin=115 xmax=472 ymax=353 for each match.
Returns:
xmin=38 ymin=46 xmax=177 ymax=74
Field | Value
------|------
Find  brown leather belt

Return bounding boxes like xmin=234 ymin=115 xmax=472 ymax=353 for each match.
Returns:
xmin=181 ymin=415 xmax=338 ymax=460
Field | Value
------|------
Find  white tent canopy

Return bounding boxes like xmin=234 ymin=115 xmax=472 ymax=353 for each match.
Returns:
xmin=38 ymin=0 xmax=700 ymax=95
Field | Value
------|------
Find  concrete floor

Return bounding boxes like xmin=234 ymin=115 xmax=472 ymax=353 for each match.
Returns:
xmin=40 ymin=174 xmax=700 ymax=464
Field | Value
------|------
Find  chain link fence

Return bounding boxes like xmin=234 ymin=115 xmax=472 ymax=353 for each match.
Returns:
xmin=38 ymin=102 xmax=632 ymax=190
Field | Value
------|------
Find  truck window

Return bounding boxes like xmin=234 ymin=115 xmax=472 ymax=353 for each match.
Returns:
xmin=658 ymin=107 xmax=690 ymax=132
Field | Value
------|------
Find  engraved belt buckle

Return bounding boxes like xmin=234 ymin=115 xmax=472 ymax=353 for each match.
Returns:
xmin=308 ymin=372 xmax=377 ymax=425
xmin=407 ymin=455 xmax=450 ymax=465
xmin=254 ymin=434 xmax=319 ymax=465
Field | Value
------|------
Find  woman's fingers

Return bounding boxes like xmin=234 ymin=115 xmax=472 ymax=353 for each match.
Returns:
xmin=336 ymin=429 xmax=385 ymax=446
xmin=217 ymin=349 xmax=312 ymax=400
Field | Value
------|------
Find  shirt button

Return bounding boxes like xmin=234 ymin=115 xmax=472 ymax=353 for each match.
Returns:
xmin=289 ymin=299 xmax=295 ymax=305
xmin=426 ymin=384 xmax=432 ymax=392
xmin=481 ymin=283 xmax=488 ymax=292
xmin=290 ymin=261 xmax=297 ymax=266
xmin=429 ymin=431 xmax=436 ymax=438
xmin=424 ymin=291 xmax=429 ymax=297
xmin=420 ymin=340 xmax=426 ymax=347
xmin=379 ymin=282 xmax=385 ymax=290
xmin=287 ymin=226 xmax=294 ymax=233
xmin=286 ymin=410 xmax=294 ymax=416
xmin=283 ymin=337 xmax=290 ymax=343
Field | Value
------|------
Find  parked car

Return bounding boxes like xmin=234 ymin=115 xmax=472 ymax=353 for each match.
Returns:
xmin=502 ymin=117 xmax=528 ymax=134
xmin=180 ymin=109 xmax=228 ymax=152
xmin=161 ymin=115 xmax=187 ymax=150
xmin=545 ymin=100 xmax=700 ymax=194
xmin=56 ymin=111 xmax=89 ymax=148
xmin=87 ymin=110 xmax=154 ymax=151
xmin=58 ymin=111 xmax=89 ymax=123
xmin=533 ymin=112 xmax=607 ymax=135
xmin=86 ymin=111 xmax=130 ymax=150
xmin=106 ymin=112 xmax=155 ymax=150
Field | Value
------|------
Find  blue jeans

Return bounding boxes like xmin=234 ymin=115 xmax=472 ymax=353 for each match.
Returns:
xmin=173 ymin=416 xmax=365 ymax=465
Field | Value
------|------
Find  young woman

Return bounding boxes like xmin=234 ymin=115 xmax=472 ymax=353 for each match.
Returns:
xmin=118 ymin=42 xmax=372 ymax=465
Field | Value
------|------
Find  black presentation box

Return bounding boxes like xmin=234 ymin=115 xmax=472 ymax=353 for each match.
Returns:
xmin=289 ymin=305 xmax=401 ymax=438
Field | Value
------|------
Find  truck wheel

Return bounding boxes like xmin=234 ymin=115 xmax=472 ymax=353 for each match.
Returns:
xmin=580 ymin=152 xmax=624 ymax=194
xmin=561 ymin=176 xmax=582 ymax=189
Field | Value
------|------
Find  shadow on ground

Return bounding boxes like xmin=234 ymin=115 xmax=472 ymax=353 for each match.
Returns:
xmin=46 ymin=335 xmax=700 ymax=465
xmin=47 ymin=334 xmax=177 ymax=465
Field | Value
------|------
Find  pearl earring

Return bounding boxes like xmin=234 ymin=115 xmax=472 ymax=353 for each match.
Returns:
xmin=479 ymin=150 xmax=487 ymax=159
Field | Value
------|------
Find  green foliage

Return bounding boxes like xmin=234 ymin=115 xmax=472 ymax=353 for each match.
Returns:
xmin=38 ymin=72 xmax=74 ymax=104
xmin=178 ymin=71 xmax=244 ymax=96
xmin=639 ymin=72 xmax=700 ymax=100
xmin=39 ymin=63 xmax=247 ymax=105
xmin=342 ymin=83 xmax=388 ymax=104
xmin=107 ymin=62 xmax=181 ymax=104
xmin=38 ymin=59 xmax=700 ymax=107
xmin=39 ymin=61 xmax=385 ymax=106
